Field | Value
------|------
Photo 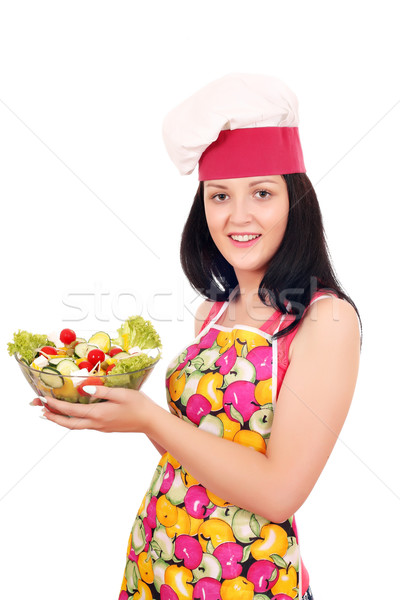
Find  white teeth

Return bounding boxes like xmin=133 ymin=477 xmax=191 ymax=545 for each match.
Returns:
xmin=230 ymin=234 xmax=260 ymax=242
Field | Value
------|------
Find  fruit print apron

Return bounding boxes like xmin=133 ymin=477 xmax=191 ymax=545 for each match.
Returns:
xmin=120 ymin=285 xmax=336 ymax=600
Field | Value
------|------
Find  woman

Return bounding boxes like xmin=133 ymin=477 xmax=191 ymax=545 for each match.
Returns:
xmin=36 ymin=73 xmax=362 ymax=600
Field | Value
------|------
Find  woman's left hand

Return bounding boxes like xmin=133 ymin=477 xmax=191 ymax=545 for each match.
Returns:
xmin=34 ymin=386 xmax=153 ymax=433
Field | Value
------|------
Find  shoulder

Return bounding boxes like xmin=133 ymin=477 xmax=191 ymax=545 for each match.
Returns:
xmin=290 ymin=295 xmax=361 ymax=363
xmin=194 ymin=299 xmax=215 ymax=337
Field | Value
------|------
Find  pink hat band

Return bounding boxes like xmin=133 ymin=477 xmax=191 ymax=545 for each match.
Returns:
xmin=198 ymin=126 xmax=306 ymax=181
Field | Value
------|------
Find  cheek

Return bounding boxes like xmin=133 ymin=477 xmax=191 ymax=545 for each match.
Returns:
xmin=204 ymin=205 xmax=225 ymax=239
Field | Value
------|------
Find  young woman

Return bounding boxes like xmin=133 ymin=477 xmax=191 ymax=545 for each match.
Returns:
xmin=36 ymin=74 xmax=362 ymax=600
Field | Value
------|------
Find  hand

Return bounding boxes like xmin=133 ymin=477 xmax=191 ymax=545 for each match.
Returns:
xmin=31 ymin=386 xmax=153 ymax=433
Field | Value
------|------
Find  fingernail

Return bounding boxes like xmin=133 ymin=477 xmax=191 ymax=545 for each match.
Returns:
xmin=82 ymin=385 xmax=96 ymax=394
xmin=29 ymin=400 xmax=37 ymax=406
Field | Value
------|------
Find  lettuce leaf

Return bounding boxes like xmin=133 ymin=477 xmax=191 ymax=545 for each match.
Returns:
xmin=8 ymin=330 xmax=55 ymax=364
xmin=105 ymin=352 xmax=159 ymax=387
xmin=111 ymin=316 xmax=162 ymax=352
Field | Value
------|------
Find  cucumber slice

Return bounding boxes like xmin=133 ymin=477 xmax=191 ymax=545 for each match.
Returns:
xmin=114 ymin=351 xmax=131 ymax=360
xmin=88 ymin=332 xmax=111 ymax=353
xmin=40 ymin=367 xmax=64 ymax=389
xmin=75 ymin=337 xmax=86 ymax=344
xmin=56 ymin=359 xmax=80 ymax=376
xmin=74 ymin=342 xmax=98 ymax=359
xmin=48 ymin=357 xmax=69 ymax=365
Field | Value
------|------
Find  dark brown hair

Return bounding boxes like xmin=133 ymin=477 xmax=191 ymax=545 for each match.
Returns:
xmin=180 ymin=173 xmax=362 ymax=347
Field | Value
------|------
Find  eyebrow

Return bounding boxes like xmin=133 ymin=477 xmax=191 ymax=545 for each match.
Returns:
xmin=204 ymin=179 xmax=280 ymax=189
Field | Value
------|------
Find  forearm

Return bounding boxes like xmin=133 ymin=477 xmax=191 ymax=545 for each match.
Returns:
xmin=147 ymin=435 xmax=167 ymax=457
xmin=145 ymin=402 xmax=284 ymax=523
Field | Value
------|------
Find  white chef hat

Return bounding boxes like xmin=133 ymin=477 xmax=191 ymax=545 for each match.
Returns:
xmin=162 ymin=72 xmax=306 ymax=181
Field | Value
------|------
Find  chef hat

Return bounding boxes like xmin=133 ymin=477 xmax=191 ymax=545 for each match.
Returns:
xmin=162 ymin=72 xmax=306 ymax=181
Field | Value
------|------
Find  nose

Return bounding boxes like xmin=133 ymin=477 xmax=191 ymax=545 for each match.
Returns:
xmin=229 ymin=197 xmax=252 ymax=224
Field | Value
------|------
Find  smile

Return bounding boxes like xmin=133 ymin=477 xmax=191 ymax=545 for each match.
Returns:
xmin=228 ymin=234 xmax=261 ymax=248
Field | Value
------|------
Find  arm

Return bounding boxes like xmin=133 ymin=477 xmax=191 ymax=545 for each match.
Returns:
xmin=145 ymin=297 xmax=361 ymax=522
xmin=42 ymin=298 xmax=360 ymax=523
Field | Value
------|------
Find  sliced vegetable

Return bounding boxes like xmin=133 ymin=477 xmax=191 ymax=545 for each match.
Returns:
xmin=74 ymin=342 xmax=98 ymax=359
xmin=77 ymin=360 xmax=92 ymax=370
xmin=56 ymin=359 xmax=80 ymax=376
xmin=88 ymin=332 xmax=111 ymax=353
xmin=77 ymin=376 xmax=103 ymax=397
xmin=40 ymin=346 xmax=58 ymax=357
xmin=48 ymin=356 xmax=70 ymax=365
xmin=109 ymin=347 xmax=123 ymax=357
xmin=40 ymin=367 xmax=64 ymax=389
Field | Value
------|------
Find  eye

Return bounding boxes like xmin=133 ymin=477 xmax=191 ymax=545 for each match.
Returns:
xmin=211 ymin=193 xmax=228 ymax=202
xmin=255 ymin=189 xmax=271 ymax=199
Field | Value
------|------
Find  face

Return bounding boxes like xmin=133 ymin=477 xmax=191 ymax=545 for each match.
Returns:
xmin=203 ymin=175 xmax=289 ymax=280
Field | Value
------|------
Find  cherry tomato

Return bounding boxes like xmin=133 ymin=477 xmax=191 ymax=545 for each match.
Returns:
xmin=40 ymin=346 xmax=58 ymax=357
xmin=60 ymin=329 xmax=76 ymax=345
xmin=109 ymin=347 xmax=123 ymax=357
xmin=78 ymin=360 xmax=93 ymax=370
xmin=77 ymin=376 xmax=103 ymax=397
xmin=106 ymin=364 xmax=116 ymax=374
xmin=87 ymin=348 xmax=105 ymax=366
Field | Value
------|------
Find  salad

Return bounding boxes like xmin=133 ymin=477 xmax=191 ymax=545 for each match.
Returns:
xmin=8 ymin=316 xmax=162 ymax=403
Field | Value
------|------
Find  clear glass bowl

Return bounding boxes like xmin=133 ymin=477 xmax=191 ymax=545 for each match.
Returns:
xmin=14 ymin=351 xmax=161 ymax=405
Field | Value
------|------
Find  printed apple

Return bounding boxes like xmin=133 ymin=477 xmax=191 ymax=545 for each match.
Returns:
xmin=131 ymin=516 xmax=147 ymax=554
xmin=211 ymin=506 xmax=239 ymax=527
xmin=223 ymin=381 xmax=259 ymax=424
xmin=249 ymin=407 xmax=274 ymax=437
xmin=247 ymin=559 xmax=279 ymax=592
xmin=231 ymin=508 xmax=263 ymax=543
xmin=213 ymin=541 xmax=244 ymax=579
xmin=246 ymin=345 xmax=273 ymax=380
xmin=197 ymin=519 xmax=235 ymax=552
xmin=184 ymin=485 xmax=216 ymax=519
xmin=180 ymin=370 xmax=203 ymax=406
xmin=222 ymin=357 xmax=256 ymax=386
xmin=215 ymin=344 xmax=237 ymax=375
xmin=192 ymin=553 xmax=222 ymax=583
xmin=193 ymin=577 xmax=222 ymax=600
xmin=198 ymin=328 xmax=220 ymax=349
xmin=165 ymin=564 xmax=193 ymax=600
xmin=178 ymin=343 xmax=200 ymax=369
xmin=160 ymin=583 xmax=179 ymax=600
xmin=198 ymin=414 xmax=224 ymax=437
xmin=165 ymin=468 xmax=188 ymax=505
xmin=152 ymin=525 xmax=175 ymax=561
xmin=270 ymin=564 xmax=298 ymax=598
xmin=186 ymin=394 xmax=212 ymax=424
xmin=220 ymin=575 xmax=254 ymax=600
xmin=175 ymin=534 xmax=203 ymax=570
xmin=146 ymin=496 xmax=158 ymax=528
xmin=160 ymin=462 xmax=175 ymax=494
xmin=152 ymin=558 xmax=169 ymax=593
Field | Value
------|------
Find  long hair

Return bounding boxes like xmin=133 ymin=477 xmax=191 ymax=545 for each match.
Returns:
xmin=180 ymin=173 xmax=363 ymax=348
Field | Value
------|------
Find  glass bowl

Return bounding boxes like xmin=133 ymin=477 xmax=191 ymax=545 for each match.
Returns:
xmin=14 ymin=351 xmax=161 ymax=406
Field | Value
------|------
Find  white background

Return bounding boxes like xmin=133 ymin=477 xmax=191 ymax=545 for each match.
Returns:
xmin=0 ymin=1 xmax=399 ymax=599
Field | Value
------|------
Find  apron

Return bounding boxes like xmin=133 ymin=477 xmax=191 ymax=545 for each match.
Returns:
xmin=120 ymin=284 xmax=336 ymax=600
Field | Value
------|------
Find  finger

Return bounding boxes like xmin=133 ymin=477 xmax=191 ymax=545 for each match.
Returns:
xmin=30 ymin=398 xmax=43 ymax=406
xmin=44 ymin=396 xmax=100 ymax=419
xmin=81 ymin=384 xmax=126 ymax=402
xmin=42 ymin=407 xmax=90 ymax=430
